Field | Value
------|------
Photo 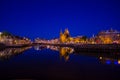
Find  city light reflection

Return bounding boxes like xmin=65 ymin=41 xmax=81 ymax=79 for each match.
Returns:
xmin=0 ymin=47 xmax=31 ymax=60
xmin=34 ymin=45 xmax=120 ymax=65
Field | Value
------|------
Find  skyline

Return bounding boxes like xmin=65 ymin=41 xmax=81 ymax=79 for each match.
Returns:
xmin=0 ymin=0 xmax=120 ymax=39
xmin=0 ymin=28 xmax=120 ymax=39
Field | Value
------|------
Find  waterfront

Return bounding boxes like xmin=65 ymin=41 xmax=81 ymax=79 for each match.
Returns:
xmin=0 ymin=46 xmax=120 ymax=79
xmin=1 ymin=0 xmax=120 ymax=79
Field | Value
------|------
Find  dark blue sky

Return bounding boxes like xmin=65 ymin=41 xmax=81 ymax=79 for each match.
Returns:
xmin=0 ymin=0 xmax=120 ymax=39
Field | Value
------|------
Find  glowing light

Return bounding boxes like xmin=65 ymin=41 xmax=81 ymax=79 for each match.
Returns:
xmin=114 ymin=61 xmax=118 ymax=65
xmin=106 ymin=60 xmax=111 ymax=64
xmin=99 ymin=57 xmax=102 ymax=59
xmin=118 ymin=60 xmax=120 ymax=64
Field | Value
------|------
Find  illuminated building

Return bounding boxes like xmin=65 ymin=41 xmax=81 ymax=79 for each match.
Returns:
xmin=64 ymin=28 xmax=70 ymax=38
xmin=60 ymin=29 xmax=70 ymax=43
xmin=59 ymin=29 xmax=88 ymax=44
xmin=0 ymin=31 xmax=31 ymax=45
xmin=97 ymin=28 xmax=120 ymax=44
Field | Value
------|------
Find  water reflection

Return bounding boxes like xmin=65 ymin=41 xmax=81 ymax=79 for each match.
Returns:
xmin=59 ymin=47 xmax=74 ymax=61
xmin=0 ymin=45 xmax=120 ymax=65
xmin=99 ymin=57 xmax=120 ymax=65
xmin=34 ymin=45 xmax=120 ymax=65
xmin=34 ymin=45 xmax=74 ymax=61
xmin=0 ymin=47 xmax=31 ymax=60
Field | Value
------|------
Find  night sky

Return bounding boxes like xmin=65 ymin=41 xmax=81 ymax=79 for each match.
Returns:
xmin=0 ymin=0 xmax=120 ymax=40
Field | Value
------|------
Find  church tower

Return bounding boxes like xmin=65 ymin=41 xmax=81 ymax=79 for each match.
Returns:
xmin=60 ymin=29 xmax=66 ymax=43
xmin=64 ymin=28 xmax=70 ymax=38
xmin=59 ymin=28 xmax=70 ymax=43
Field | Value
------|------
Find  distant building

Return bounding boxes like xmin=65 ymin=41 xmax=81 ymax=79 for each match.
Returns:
xmin=98 ymin=28 xmax=120 ymax=39
xmin=60 ymin=29 xmax=70 ymax=43
xmin=0 ymin=31 xmax=31 ymax=45
xmin=96 ymin=28 xmax=120 ymax=44
xmin=60 ymin=29 xmax=88 ymax=44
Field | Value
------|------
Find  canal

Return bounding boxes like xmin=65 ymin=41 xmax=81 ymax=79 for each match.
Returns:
xmin=0 ymin=45 xmax=120 ymax=80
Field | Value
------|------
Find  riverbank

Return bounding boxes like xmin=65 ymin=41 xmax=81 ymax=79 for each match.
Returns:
xmin=1 ymin=43 xmax=120 ymax=53
xmin=34 ymin=43 xmax=120 ymax=53
xmin=0 ymin=43 xmax=33 ymax=49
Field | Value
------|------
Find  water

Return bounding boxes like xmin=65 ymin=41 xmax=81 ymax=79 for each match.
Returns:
xmin=0 ymin=46 xmax=120 ymax=80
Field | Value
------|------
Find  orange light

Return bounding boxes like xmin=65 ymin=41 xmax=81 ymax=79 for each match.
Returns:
xmin=118 ymin=60 xmax=120 ymax=64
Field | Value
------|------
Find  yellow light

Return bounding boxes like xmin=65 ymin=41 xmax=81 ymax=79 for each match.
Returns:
xmin=99 ymin=57 xmax=102 ymax=59
xmin=118 ymin=60 xmax=120 ymax=64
